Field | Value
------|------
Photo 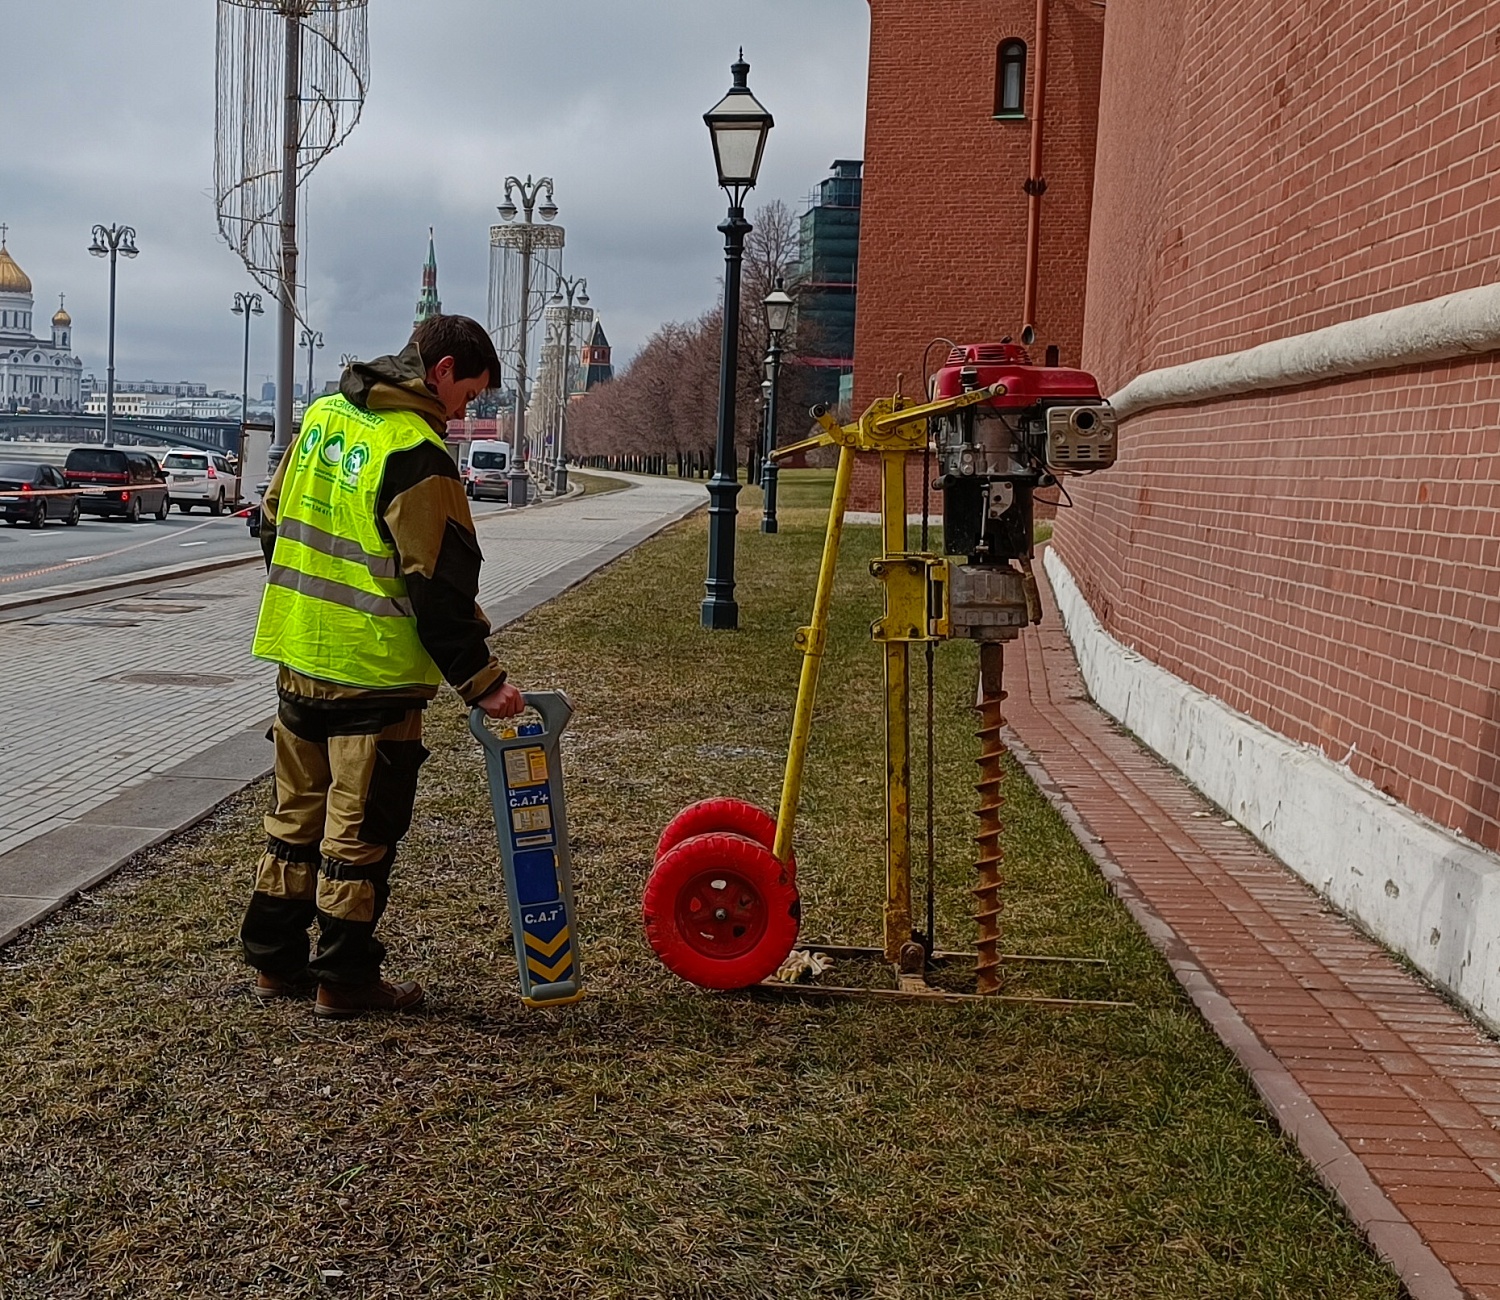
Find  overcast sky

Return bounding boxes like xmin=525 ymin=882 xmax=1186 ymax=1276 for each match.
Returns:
xmin=2 ymin=1 xmax=869 ymax=393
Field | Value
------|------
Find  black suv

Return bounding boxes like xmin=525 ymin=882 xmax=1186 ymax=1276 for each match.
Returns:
xmin=63 ymin=447 xmax=171 ymax=521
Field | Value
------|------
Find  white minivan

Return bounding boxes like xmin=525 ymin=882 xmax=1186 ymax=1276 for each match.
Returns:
xmin=465 ymin=440 xmax=511 ymax=502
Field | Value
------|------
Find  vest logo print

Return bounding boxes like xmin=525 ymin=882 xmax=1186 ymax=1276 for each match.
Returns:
xmin=320 ymin=433 xmax=346 ymax=469
xmin=298 ymin=424 xmax=322 ymax=460
xmin=341 ymin=442 xmax=370 ymax=489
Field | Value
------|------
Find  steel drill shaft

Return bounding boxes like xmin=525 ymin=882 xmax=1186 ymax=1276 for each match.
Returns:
xmin=975 ymin=641 xmax=1006 ymax=994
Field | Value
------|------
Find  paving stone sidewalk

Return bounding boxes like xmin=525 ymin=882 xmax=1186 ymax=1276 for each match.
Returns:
xmin=1005 ymin=549 xmax=1500 ymax=1300
xmin=0 ymin=473 xmax=701 ymax=944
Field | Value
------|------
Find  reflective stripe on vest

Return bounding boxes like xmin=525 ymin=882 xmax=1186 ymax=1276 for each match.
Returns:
xmin=251 ymin=394 xmax=445 ymax=690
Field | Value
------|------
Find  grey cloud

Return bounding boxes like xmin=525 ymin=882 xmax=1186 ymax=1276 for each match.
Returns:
xmin=2 ymin=1 xmax=868 ymax=392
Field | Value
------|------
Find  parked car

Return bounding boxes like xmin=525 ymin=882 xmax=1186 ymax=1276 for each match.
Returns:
xmin=63 ymin=447 xmax=171 ymax=522
xmin=0 ymin=461 xmax=82 ymax=528
xmin=466 ymin=440 xmax=511 ymax=502
xmin=162 ymin=450 xmax=241 ymax=515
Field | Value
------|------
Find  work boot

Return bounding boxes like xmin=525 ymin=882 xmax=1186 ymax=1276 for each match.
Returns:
xmin=253 ymin=969 xmax=318 ymax=1001
xmin=314 ymin=979 xmax=426 ymax=1019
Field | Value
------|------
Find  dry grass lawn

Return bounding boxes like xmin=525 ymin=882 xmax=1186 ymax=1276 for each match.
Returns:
xmin=0 ymin=475 xmax=1403 ymax=1298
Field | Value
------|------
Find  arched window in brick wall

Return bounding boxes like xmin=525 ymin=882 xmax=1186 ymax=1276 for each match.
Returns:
xmin=995 ymin=39 xmax=1026 ymax=118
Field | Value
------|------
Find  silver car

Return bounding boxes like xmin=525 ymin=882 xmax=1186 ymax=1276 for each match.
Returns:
xmin=162 ymin=451 xmax=241 ymax=515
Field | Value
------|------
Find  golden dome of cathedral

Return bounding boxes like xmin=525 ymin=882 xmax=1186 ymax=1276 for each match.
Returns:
xmin=0 ymin=244 xmax=32 ymax=295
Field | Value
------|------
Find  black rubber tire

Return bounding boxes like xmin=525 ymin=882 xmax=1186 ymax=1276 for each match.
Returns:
xmin=28 ymin=501 xmax=45 ymax=530
xmin=209 ymin=492 xmax=224 ymax=517
xmin=65 ymin=501 xmax=81 ymax=526
xmin=177 ymin=501 xmax=192 ymax=514
xmin=125 ymin=496 xmax=141 ymax=523
xmin=154 ymin=493 xmax=170 ymax=521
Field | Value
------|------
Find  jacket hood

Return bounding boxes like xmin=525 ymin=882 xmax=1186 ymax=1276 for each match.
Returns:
xmin=340 ymin=342 xmax=447 ymax=432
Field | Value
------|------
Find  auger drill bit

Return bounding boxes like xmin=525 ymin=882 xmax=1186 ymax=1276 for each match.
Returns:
xmin=974 ymin=640 xmax=1006 ymax=995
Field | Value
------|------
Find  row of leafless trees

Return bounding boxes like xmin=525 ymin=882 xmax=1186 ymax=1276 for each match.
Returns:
xmin=567 ymin=201 xmax=826 ymax=479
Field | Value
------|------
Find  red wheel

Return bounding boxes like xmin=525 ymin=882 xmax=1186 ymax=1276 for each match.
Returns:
xmin=643 ymin=832 xmax=800 ymax=990
xmin=655 ymin=798 xmax=795 ymax=878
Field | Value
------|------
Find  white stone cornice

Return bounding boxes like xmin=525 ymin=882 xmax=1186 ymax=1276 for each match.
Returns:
xmin=1110 ymin=280 xmax=1500 ymax=420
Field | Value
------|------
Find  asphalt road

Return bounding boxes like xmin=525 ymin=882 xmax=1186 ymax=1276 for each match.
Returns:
xmin=0 ymin=498 xmax=516 ymax=598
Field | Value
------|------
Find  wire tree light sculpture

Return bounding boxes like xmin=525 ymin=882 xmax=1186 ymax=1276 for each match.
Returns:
xmin=213 ymin=0 xmax=369 ymax=319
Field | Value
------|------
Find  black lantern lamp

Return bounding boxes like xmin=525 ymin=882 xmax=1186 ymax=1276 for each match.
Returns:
xmin=700 ymin=50 xmax=774 ymax=630
xmin=759 ymin=276 xmax=793 ymax=533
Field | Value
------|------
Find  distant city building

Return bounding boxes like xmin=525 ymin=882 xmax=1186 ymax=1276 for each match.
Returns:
xmin=582 ymin=321 xmax=613 ymax=390
xmin=261 ymin=380 xmax=276 ymax=403
xmin=414 ymin=227 xmax=441 ymax=328
xmin=795 ymin=159 xmax=862 ymax=409
xmin=114 ymin=379 xmax=210 ymax=398
xmin=0 ymin=229 xmax=84 ymax=413
xmin=83 ymin=391 xmax=178 ymax=417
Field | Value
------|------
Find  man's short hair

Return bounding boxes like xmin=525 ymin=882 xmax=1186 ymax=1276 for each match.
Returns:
xmin=411 ymin=315 xmax=502 ymax=387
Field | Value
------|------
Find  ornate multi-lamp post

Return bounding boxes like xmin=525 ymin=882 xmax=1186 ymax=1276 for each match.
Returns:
xmin=700 ymin=50 xmax=774 ymax=631
xmin=231 ymin=291 xmax=264 ymax=435
xmin=496 ymin=175 xmax=559 ymax=508
xmin=550 ymin=273 xmax=588 ymax=495
xmin=759 ymin=277 xmax=793 ymax=534
xmin=88 ymin=224 xmax=139 ymax=449
xmin=300 ymin=327 xmax=323 ymax=409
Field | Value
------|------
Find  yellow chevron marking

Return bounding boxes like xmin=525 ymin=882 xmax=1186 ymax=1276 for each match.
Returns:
xmin=525 ymin=927 xmax=571 ymax=959
xmin=527 ymin=951 xmax=573 ymax=982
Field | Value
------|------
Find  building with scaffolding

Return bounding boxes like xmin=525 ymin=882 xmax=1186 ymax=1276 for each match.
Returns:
xmin=795 ymin=160 xmax=862 ymax=410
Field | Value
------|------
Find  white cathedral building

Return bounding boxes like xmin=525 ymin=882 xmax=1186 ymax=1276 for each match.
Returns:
xmin=0 ymin=230 xmax=84 ymax=413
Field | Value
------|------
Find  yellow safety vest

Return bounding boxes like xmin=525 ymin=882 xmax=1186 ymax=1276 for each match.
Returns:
xmin=252 ymin=395 xmax=444 ymax=691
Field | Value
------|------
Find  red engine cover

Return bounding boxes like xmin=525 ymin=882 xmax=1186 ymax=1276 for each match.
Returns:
xmin=931 ymin=342 xmax=1104 ymax=409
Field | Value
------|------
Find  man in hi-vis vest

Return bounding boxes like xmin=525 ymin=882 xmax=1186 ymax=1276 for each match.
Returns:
xmin=244 ymin=314 xmax=524 ymax=1018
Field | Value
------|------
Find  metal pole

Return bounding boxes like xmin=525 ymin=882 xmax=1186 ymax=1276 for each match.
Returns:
xmin=306 ymin=332 xmax=314 ymax=403
xmin=701 ymin=203 xmax=750 ymax=630
xmin=104 ymin=246 xmax=117 ymax=449
xmin=509 ymin=229 xmax=532 ymax=508
xmin=1021 ymin=0 xmax=1049 ymax=335
xmin=555 ymin=291 xmax=577 ymax=495
xmin=240 ymin=309 xmax=252 ymax=433
xmin=270 ymin=8 xmax=301 ymax=474
xmin=760 ymin=332 xmax=782 ymax=533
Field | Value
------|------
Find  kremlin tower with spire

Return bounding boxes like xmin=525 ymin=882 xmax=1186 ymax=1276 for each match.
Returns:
xmin=413 ymin=227 xmax=441 ymax=329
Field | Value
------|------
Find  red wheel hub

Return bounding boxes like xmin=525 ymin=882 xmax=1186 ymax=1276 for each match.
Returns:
xmin=674 ymin=868 xmax=769 ymax=960
xmin=642 ymin=831 xmax=800 ymax=990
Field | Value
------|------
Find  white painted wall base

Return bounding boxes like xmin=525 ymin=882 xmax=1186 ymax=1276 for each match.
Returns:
xmin=1044 ymin=547 xmax=1500 ymax=1035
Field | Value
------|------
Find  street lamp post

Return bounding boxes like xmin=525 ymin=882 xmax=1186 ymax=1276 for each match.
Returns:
xmin=497 ymin=175 xmax=558 ymax=509
xmin=701 ymin=50 xmax=774 ymax=630
xmin=88 ymin=224 xmax=139 ymax=449
xmin=300 ymin=328 xmax=324 ymax=411
xmin=759 ymin=277 xmax=793 ymax=534
xmin=232 ymin=291 xmax=265 ymax=437
xmin=550 ymin=273 xmax=588 ymax=496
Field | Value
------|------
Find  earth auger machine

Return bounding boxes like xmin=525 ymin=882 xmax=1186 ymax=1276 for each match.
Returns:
xmin=642 ymin=341 xmax=1122 ymax=1003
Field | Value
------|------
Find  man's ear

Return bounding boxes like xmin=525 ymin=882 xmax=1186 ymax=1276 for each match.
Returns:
xmin=427 ymin=355 xmax=455 ymax=386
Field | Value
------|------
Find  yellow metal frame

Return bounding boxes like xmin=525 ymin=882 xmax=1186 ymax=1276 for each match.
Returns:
xmin=755 ymin=386 xmax=1129 ymax=1008
xmin=770 ymin=386 xmax=1000 ymax=969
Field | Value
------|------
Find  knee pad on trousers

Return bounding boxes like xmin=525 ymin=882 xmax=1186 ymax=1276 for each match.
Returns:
xmin=254 ymin=835 xmax=320 ymax=901
xmin=316 ymin=855 xmax=391 ymax=925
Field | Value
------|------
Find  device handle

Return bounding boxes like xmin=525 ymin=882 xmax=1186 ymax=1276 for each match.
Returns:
xmin=468 ymin=690 xmax=574 ymax=753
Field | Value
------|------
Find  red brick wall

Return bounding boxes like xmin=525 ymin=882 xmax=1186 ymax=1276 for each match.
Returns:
xmin=1055 ymin=1 xmax=1500 ymax=848
xmin=851 ymin=0 xmax=1105 ymax=511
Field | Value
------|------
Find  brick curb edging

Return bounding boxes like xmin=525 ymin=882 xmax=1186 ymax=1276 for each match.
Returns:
xmin=1001 ymin=723 xmax=1468 ymax=1300
xmin=0 ymin=489 xmax=705 ymax=953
